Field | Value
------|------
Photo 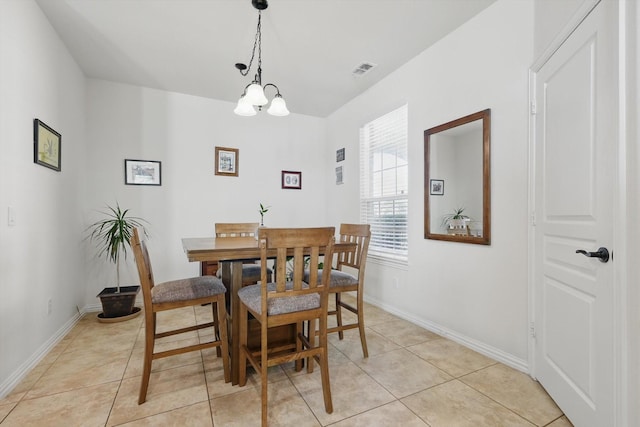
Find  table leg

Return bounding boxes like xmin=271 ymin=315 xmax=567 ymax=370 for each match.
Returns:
xmin=220 ymin=260 xmax=243 ymax=385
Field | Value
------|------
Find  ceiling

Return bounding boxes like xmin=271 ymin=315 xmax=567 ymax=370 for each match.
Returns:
xmin=35 ymin=0 xmax=496 ymax=117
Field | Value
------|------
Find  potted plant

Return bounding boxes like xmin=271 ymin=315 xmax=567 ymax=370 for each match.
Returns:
xmin=258 ymin=203 xmax=270 ymax=226
xmin=86 ymin=203 xmax=148 ymax=321
xmin=441 ymin=207 xmax=471 ymax=232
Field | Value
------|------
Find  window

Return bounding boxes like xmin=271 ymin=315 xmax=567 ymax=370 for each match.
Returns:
xmin=360 ymin=104 xmax=408 ymax=263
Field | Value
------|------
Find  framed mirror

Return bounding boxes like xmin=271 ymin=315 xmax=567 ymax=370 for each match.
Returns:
xmin=424 ymin=109 xmax=491 ymax=245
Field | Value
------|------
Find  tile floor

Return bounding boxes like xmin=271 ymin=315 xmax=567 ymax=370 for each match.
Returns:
xmin=0 ymin=296 xmax=574 ymax=426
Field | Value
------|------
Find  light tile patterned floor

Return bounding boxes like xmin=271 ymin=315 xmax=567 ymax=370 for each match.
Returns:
xmin=0 ymin=296 xmax=573 ymax=426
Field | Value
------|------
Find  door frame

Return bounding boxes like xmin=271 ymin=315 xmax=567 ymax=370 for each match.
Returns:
xmin=527 ymin=0 xmax=638 ymax=425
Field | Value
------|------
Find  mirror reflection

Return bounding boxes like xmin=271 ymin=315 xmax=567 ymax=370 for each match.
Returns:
xmin=424 ymin=109 xmax=491 ymax=245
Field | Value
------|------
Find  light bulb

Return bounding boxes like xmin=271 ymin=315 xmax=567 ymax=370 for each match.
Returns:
xmin=245 ymin=83 xmax=268 ymax=106
xmin=267 ymin=95 xmax=290 ymax=116
xmin=234 ymin=96 xmax=257 ymax=116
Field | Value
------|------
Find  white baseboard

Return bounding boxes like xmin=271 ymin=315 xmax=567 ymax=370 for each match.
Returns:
xmin=363 ymin=294 xmax=529 ymax=374
xmin=0 ymin=311 xmax=82 ymax=398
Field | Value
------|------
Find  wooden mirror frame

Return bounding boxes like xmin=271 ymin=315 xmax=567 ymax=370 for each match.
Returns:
xmin=424 ymin=109 xmax=491 ymax=245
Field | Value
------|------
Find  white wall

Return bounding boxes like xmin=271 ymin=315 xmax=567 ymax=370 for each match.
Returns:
xmin=326 ymin=0 xmax=534 ymax=367
xmin=0 ymin=0 xmax=87 ymax=395
xmin=628 ymin=2 xmax=640 ymax=422
xmin=534 ymin=0 xmax=587 ymax=58
xmin=83 ymin=80 xmax=329 ymax=303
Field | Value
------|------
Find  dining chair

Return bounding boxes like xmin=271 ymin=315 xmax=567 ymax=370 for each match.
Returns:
xmin=215 ymin=222 xmax=272 ymax=286
xmin=131 ymin=228 xmax=230 ymax=404
xmin=307 ymin=223 xmax=371 ymax=358
xmin=238 ymin=227 xmax=335 ymax=426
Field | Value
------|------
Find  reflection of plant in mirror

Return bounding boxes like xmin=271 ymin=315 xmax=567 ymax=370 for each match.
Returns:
xmin=441 ymin=207 xmax=471 ymax=228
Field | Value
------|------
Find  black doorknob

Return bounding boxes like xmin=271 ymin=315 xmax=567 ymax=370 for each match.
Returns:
xmin=575 ymin=247 xmax=610 ymax=263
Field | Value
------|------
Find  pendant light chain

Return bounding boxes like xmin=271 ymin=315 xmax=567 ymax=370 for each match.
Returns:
xmin=239 ymin=11 xmax=262 ymax=80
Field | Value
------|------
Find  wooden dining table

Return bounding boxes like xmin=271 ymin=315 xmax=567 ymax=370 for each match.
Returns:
xmin=182 ymin=235 xmax=355 ymax=385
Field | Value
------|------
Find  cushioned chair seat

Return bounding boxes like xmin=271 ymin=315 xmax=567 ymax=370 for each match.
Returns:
xmin=151 ymin=276 xmax=226 ymax=304
xmin=305 ymin=270 xmax=358 ymax=288
xmin=238 ymin=282 xmax=320 ymax=316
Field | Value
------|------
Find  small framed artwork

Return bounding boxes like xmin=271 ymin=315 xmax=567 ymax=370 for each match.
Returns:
xmin=430 ymin=179 xmax=444 ymax=195
xmin=125 ymin=159 xmax=162 ymax=185
xmin=34 ymin=119 xmax=61 ymax=171
xmin=281 ymin=170 xmax=302 ymax=189
xmin=215 ymin=146 xmax=239 ymax=177
xmin=336 ymin=147 xmax=345 ymax=162
xmin=335 ymin=166 xmax=344 ymax=185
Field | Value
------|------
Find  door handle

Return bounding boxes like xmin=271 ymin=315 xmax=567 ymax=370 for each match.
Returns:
xmin=575 ymin=247 xmax=610 ymax=263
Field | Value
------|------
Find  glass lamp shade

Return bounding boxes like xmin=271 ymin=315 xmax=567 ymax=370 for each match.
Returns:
xmin=234 ymin=96 xmax=257 ymax=116
xmin=267 ymin=95 xmax=290 ymax=116
xmin=245 ymin=83 xmax=268 ymax=106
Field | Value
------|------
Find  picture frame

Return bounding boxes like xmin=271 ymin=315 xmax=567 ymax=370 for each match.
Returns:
xmin=124 ymin=159 xmax=162 ymax=186
xmin=336 ymin=147 xmax=345 ymax=162
xmin=281 ymin=170 xmax=302 ymax=189
xmin=430 ymin=179 xmax=444 ymax=195
xmin=34 ymin=119 xmax=61 ymax=171
xmin=336 ymin=166 xmax=344 ymax=185
xmin=215 ymin=146 xmax=239 ymax=177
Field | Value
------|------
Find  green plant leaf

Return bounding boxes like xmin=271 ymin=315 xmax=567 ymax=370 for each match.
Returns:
xmin=86 ymin=203 xmax=147 ymax=263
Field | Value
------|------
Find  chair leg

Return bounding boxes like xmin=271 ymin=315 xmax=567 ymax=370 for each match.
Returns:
xmin=138 ymin=311 xmax=156 ymax=404
xmin=212 ymin=302 xmax=222 ymax=358
xmin=216 ymin=295 xmax=231 ymax=383
xmin=335 ymin=292 xmax=344 ymax=340
xmin=261 ymin=320 xmax=269 ymax=427
xmin=356 ymin=297 xmax=368 ymax=358
xmin=356 ymin=288 xmax=369 ymax=358
xmin=306 ymin=318 xmax=316 ymax=373
xmin=318 ymin=314 xmax=333 ymax=414
xmin=295 ymin=321 xmax=304 ymax=372
xmin=238 ymin=304 xmax=248 ymax=387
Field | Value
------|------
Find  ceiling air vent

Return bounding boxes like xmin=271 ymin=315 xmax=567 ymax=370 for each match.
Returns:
xmin=352 ymin=62 xmax=377 ymax=77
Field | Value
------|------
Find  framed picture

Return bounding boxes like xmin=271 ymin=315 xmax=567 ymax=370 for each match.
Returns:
xmin=336 ymin=147 xmax=345 ymax=162
xmin=335 ymin=166 xmax=344 ymax=185
xmin=281 ymin=170 xmax=302 ymax=189
xmin=215 ymin=146 xmax=239 ymax=177
xmin=125 ymin=159 xmax=162 ymax=185
xmin=34 ymin=119 xmax=61 ymax=171
xmin=430 ymin=179 xmax=444 ymax=195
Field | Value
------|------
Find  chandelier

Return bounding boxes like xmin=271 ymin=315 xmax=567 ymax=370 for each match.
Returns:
xmin=233 ymin=0 xmax=289 ymax=117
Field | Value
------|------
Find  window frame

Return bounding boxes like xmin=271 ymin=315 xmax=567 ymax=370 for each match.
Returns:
xmin=359 ymin=104 xmax=409 ymax=263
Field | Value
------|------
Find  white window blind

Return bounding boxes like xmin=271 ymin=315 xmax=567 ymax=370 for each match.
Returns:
xmin=360 ymin=104 xmax=408 ymax=262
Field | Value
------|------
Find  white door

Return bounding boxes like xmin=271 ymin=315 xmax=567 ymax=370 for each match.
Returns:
xmin=531 ymin=2 xmax=616 ymax=426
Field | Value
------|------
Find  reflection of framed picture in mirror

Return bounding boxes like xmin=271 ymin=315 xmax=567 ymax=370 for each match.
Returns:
xmin=281 ymin=170 xmax=302 ymax=189
xmin=215 ymin=146 xmax=239 ymax=177
xmin=430 ymin=179 xmax=444 ymax=195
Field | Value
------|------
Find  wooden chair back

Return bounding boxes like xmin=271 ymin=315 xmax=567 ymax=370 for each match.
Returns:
xmin=335 ymin=223 xmax=371 ymax=275
xmin=259 ymin=227 xmax=335 ymax=320
xmin=131 ymin=228 xmax=155 ymax=312
xmin=215 ymin=222 xmax=259 ymax=238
